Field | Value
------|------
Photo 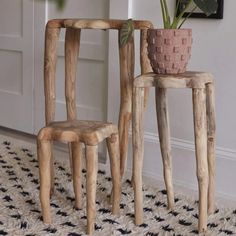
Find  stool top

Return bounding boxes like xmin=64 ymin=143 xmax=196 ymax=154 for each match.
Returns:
xmin=134 ymin=71 xmax=214 ymax=89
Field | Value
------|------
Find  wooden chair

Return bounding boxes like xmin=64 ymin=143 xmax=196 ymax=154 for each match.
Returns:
xmin=37 ymin=18 xmax=153 ymax=235
xmin=132 ymin=72 xmax=216 ymax=233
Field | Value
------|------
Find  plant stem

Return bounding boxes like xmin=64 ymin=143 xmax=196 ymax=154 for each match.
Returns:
xmin=160 ymin=0 xmax=167 ymax=28
xmin=171 ymin=0 xmax=194 ymax=28
xmin=163 ymin=0 xmax=171 ymax=28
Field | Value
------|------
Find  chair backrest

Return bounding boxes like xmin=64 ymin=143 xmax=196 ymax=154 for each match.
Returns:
xmin=44 ymin=19 xmax=153 ymax=125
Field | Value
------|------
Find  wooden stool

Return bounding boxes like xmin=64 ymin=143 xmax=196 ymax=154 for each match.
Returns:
xmin=37 ymin=20 xmax=123 ymax=235
xmin=132 ymin=72 xmax=216 ymax=233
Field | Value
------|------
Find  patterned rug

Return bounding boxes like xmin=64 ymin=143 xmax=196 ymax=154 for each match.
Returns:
xmin=0 ymin=135 xmax=235 ymax=236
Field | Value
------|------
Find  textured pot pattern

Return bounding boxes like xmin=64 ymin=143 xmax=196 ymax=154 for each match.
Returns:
xmin=147 ymin=29 xmax=192 ymax=74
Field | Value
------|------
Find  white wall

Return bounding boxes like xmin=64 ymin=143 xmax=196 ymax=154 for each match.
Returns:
xmin=108 ymin=0 xmax=236 ymax=200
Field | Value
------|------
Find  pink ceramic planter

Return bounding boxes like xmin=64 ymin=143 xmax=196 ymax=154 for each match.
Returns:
xmin=147 ymin=29 xmax=192 ymax=74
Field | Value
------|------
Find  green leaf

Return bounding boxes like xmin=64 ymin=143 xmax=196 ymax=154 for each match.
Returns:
xmin=193 ymin=0 xmax=218 ymax=16
xmin=119 ymin=19 xmax=134 ymax=47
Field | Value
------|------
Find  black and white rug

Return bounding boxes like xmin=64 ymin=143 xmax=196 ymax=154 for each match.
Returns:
xmin=0 ymin=135 xmax=235 ymax=236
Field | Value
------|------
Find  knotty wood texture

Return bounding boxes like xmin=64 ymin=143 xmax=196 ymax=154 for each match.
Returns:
xmin=132 ymin=72 xmax=215 ymax=233
xmin=39 ymin=19 xmax=157 ymax=235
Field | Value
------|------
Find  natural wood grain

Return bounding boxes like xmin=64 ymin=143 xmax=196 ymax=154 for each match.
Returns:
xmin=132 ymin=87 xmax=145 ymax=225
xmin=39 ymin=19 xmax=125 ymax=234
xmin=140 ymin=29 xmax=152 ymax=110
xmin=38 ymin=120 xmax=118 ymax=145
xmin=44 ymin=27 xmax=60 ymax=125
xmin=85 ymin=145 xmax=98 ymax=235
xmin=65 ymin=28 xmax=80 ymax=182
xmin=134 ymin=71 xmax=214 ymax=89
xmin=46 ymin=18 xmax=154 ymax=185
xmin=106 ymin=133 xmax=121 ymax=215
xmin=155 ymin=87 xmax=174 ymax=209
xmin=50 ymin=141 xmax=54 ymax=196
xmin=206 ymin=83 xmax=216 ymax=215
xmin=72 ymin=142 xmax=82 ymax=209
xmin=132 ymin=71 xmax=215 ymax=232
xmin=118 ymin=31 xmax=134 ymax=179
xmin=65 ymin=28 xmax=80 ymax=121
xmin=37 ymin=139 xmax=52 ymax=224
xmin=192 ymin=88 xmax=208 ymax=233
xmin=46 ymin=18 xmax=153 ymax=30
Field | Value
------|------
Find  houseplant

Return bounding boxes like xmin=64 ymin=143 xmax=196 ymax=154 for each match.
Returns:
xmin=120 ymin=0 xmax=218 ymax=74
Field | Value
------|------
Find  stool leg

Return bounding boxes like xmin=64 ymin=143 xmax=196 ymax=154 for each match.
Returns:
xmin=155 ymin=87 xmax=174 ymax=209
xmin=50 ymin=141 xmax=54 ymax=197
xmin=37 ymin=139 xmax=52 ymax=224
xmin=192 ymin=88 xmax=208 ymax=233
xmin=132 ymin=87 xmax=145 ymax=225
xmin=85 ymin=145 xmax=98 ymax=235
xmin=72 ymin=142 xmax=82 ymax=209
xmin=206 ymin=83 xmax=216 ymax=215
xmin=106 ymin=133 xmax=121 ymax=215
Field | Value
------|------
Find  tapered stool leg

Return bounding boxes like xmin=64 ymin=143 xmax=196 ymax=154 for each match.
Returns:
xmin=85 ymin=145 xmax=98 ymax=235
xmin=192 ymin=88 xmax=208 ymax=233
xmin=72 ymin=142 xmax=82 ymax=209
xmin=155 ymin=87 xmax=174 ymax=209
xmin=132 ymin=87 xmax=145 ymax=225
xmin=206 ymin=83 xmax=216 ymax=215
xmin=37 ymin=139 xmax=52 ymax=224
xmin=106 ymin=133 xmax=121 ymax=214
xmin=50 ymin=141 xmax=55 ymax=197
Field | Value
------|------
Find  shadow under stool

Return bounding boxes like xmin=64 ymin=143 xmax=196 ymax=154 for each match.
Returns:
xmin=132 ymin=71 xmax=216 ymax=233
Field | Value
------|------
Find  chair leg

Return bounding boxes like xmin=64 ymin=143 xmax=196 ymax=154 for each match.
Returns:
xmin=85 ymin=145 xmax=98 ymax=235
xmin=206 ymin=83 xmax=216 ymax=215
xmin=50 ymin=141 xmax=54 ymax=197
xmin=72 ymin=142 xmax=82 ymax=209
xmin=155 ymin=87 xmax=174 ymax=209
xmin=192 ymin=88 xmax=208 ymax=233
xmin=132 ymin=87 xmax=145 ymax=225
xmin=37 ymin=139 xmax=52 ymax=224
xmin=68 ymin=143 xmax=73 ymax=179
xmin=118 ymin=107 xmax=131 ymax=180
xmin=106 ymin=133 xmax=121 ymax=215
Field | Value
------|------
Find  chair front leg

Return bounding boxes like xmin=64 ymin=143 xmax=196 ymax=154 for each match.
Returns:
xmin=85 ymin=145 xmax=98 ymax=235
xmin=72 ymin=142 xmax=82 ymax=209
xmin=106 ymin=133 xmax=121 ymax=215
xmin=50 ymin=141 xmax=54 ymax=197
xmin=37 ymin=139 xmax=52 ymax=224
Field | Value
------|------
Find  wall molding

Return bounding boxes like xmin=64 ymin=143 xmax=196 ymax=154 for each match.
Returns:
xmin=128 ymin=130 xmax=236 ymax=201
xmin=140 ymin=131 xmax=236 ymax=161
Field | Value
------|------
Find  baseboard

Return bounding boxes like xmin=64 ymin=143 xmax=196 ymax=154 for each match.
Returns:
xmin=127 ymin=130 xmax=236 ymax=201
xmin=142 ymin=131 xmax=236 ymax=161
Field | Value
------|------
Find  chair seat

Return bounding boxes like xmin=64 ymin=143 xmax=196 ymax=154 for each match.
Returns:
xmin=38 ymin=120 xmax=118 ymax=145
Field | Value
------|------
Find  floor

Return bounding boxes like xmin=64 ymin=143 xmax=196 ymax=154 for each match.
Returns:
xmin=1 ymin=126 xmax=236 ymax=209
